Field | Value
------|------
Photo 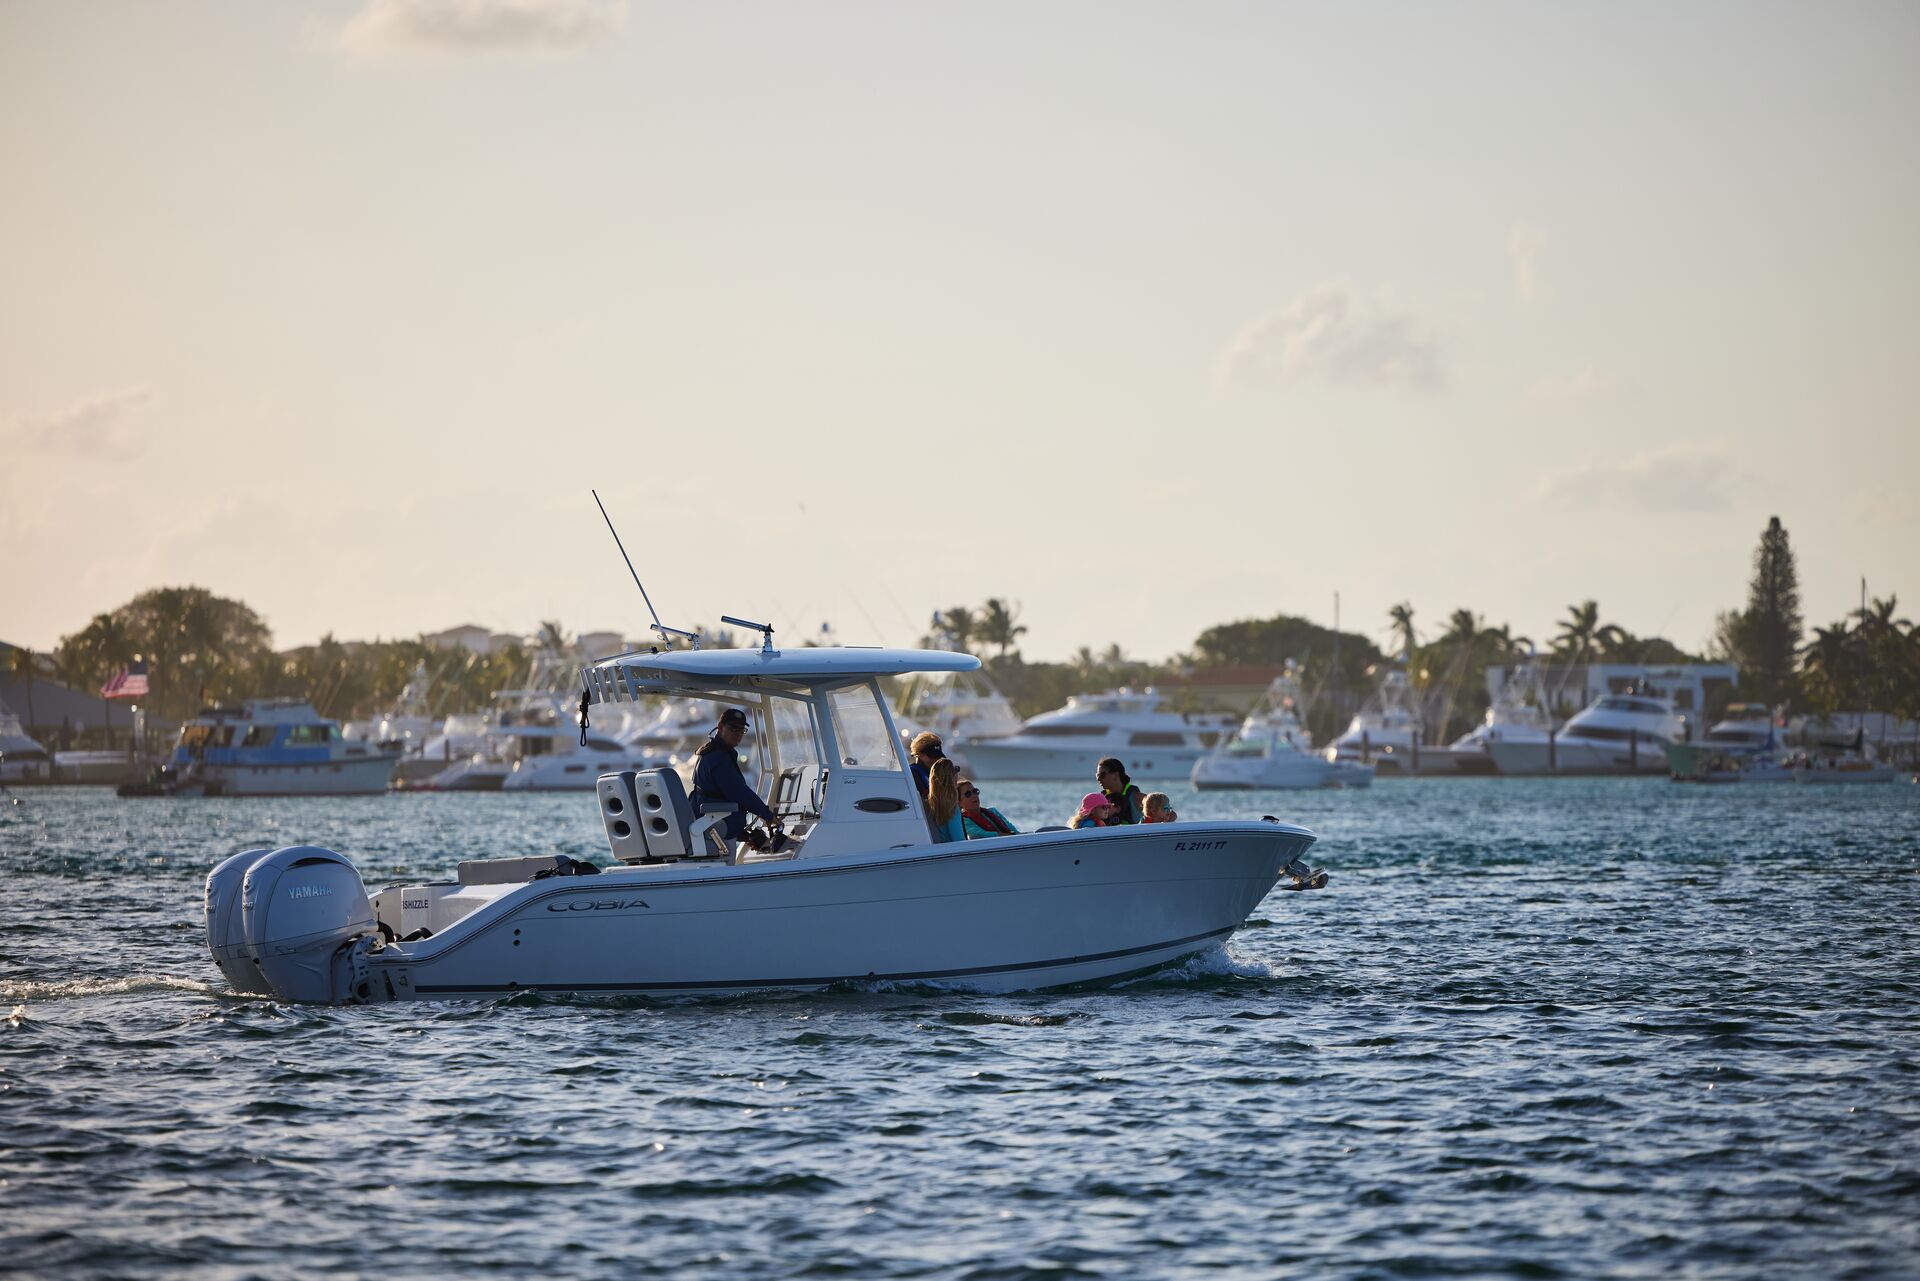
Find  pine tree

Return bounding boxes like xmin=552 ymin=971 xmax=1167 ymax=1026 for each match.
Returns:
xmin=1735 ymin=516 xmax=1802 ymax=707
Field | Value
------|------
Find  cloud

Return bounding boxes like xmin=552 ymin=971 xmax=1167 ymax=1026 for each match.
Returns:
xmin=1533 ymin=439 xmax=1739 ymax=514
xmin=3 ymin=387 xmax=154 ymax=455
xmin=1529 ymin=363 xmax=1616 ymax=404
xmin=1509 ymin=222 xmax=1546 ymax=303
xmin=1218 ymin=284 xmax=1442 ymax=393
xmin=337 ymin=0 xmax=627 ymax=58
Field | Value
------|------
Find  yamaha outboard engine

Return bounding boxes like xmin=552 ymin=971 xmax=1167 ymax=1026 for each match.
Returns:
xmin=205 ymin=847 xmax=275 ymax=994
xmin=237 ymin=846 xmax=377 ymax=1003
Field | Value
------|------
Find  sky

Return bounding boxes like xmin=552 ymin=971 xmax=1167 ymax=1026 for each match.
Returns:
xmin=3 ymin=0 xmax=1917 ymax=664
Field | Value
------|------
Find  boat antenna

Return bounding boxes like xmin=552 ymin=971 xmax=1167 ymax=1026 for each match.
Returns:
xmin=591 ymin=489 xmax=699 ymax=650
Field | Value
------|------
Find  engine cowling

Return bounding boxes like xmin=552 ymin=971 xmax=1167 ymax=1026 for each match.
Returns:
xmin=205 ymin=847 xmax=275 ymax=994
xmin=239 ymin=846 xmax=376 ymax=1003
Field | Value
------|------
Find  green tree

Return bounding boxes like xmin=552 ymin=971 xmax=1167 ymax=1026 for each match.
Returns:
xmin=1730 ymin=516 xmax=1802 ymax=707
xmin=938 ymin=607 xmax=977 ymax=654
xmin=977 ymin=598 xmax=1028 ymax=660
xmin=1553 ymin=600 xmax=1608 ymax=659
xmin=1387 ymin=603 xmax=1417 ymax=661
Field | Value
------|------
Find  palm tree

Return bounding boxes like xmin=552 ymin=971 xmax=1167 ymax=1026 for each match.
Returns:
xmin=978 ymin=598 xmax=1028 ymax=661
xmin=1387 ymin=603 xmax=1417 ymax=661
xmin=1443 ymin=609 xmax=1480 ymax=646
xmin=1799 ymin=623 xmax=1862 ymax=715
xmin=1553 ymin=600 xmax=1607 ymax=659
xmin=939 ymin=607 xmax=978 ymax=654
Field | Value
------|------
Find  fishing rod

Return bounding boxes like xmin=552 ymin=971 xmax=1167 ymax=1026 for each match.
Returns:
xmin=590 ymin=489 xmax=699 ymax=651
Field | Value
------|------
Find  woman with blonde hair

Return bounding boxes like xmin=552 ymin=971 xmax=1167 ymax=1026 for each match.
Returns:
xmin=926 ymin=757 xmax=965 ymax=843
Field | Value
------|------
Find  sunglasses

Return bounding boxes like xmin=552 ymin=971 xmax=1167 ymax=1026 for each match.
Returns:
xmin=960 ymin=788 xmax=979 ymax=798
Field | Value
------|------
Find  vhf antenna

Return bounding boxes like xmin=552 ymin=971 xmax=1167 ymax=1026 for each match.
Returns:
xmin=592 ymin=489 xmax=700 ymax=650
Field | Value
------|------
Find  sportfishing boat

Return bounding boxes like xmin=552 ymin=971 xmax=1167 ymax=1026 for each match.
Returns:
xmin=1442 ymin=662 xmax=1555 ymax=776
xmin=1487 ymin=690 xmax=1685 ymax=776
xmin=897 ymin=669 xmax=1022 ymax=771
xmin=1325 ymin=667 xmax=1445 ymax=776
xmin=956 ymin=688 xmax=1238 ymax=782
xmin=0 ymin=701 xmax=50 ymax=783
xmin=1192 ymin=665 xmax=1373 ymax=790
xmin=122 ymin=699 xmax=399 ymax=796
xmin=204 ymin=637 xmax=1323 ymax=1003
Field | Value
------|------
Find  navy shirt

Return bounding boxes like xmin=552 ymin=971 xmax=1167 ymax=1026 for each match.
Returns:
xmin=691 ymin=740 xmax=777 ymax=828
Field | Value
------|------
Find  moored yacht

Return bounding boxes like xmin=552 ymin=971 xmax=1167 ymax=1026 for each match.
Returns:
xmin=122 ymin=699 xmax=399 ymax=796
xmin=956 ymin=688 xmax=1237 ymax=782
xmin=1325 ymin=667 xmax=1448 ymax=776
xmin=1443 ymin=661 xmax=1555 ymax=776
xmin=203 ymin=637 xmax=1324 ymax=1003
xmin=0 ymin=701 xmax=51 ymax=783
xmin=1192 ymin=665 xmax=1373 ymax=790
xmin=1487 ymin=690 xmax=1686 ymax=776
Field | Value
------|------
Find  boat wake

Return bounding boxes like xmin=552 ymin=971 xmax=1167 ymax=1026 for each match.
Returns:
xmin=0 ymin=973 xmax=221 ymax=1004
xmin=1118 ymin=943 xmax=1281 ymax=988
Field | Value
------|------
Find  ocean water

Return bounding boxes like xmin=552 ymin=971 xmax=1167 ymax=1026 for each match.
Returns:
xmin=2 ymin=778 xmax=1917 ymax=1280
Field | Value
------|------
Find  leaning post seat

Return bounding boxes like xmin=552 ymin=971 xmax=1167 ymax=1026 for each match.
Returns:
xmin=600 ymin=768 xmax=733 ymax=862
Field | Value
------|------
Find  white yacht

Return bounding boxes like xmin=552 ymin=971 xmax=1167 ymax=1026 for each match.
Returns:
xmin=203 ymin=639 xmax=1325 ymax=1003
xmin=342 ymin=662 xmax=438 ymax=755
xmin=1487 ymin=691 xmax=1686 ymax=775
xmin=121 ymin=699 xmax=399 ymax=796
xmin=1325 ymin=667 xmax=1449 ymax=776
xmin=1444 ymin=661 xmax=1555 ymax=776
xmin=1192 ymin=666 xmax=1373 ymax=790
xmin=956 ymin=688 xmax=1238 ymax=782
xmin=897 ymin=669 xmax=1022 ymax=771
xmin=500 ymin=723 xmax=660 ymax=791
xmin=0 ymin=701 xmax=50 ymax=783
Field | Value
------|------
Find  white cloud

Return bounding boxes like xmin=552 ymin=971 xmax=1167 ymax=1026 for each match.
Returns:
xmin=337 ymin=0 xmax=627 ymax=58
xmin=3 ymin=387 xmax=154 ymax=455
xmin=1218 ymin=284 xmax=1442 ymax=393
xmin=1509 ymin=222 xmax=1546 ymax=303
xmin=1529 ymin=362 xmax=1616 ymax=403
xmin=1534 ymin=439 xmax=1739 ymax=514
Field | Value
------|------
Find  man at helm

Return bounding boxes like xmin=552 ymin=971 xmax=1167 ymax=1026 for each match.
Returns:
xmin=690 ymin=707 xmax=780 ymax=847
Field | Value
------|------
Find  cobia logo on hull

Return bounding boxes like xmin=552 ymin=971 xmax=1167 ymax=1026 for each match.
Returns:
xmin=546 ymin=898 xmax=652 ymax=912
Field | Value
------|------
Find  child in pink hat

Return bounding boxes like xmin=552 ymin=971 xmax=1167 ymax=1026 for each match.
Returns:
xmin=1069 ymin=792 xmax=1116 ymax=829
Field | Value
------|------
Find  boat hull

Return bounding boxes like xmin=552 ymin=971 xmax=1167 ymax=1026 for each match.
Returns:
xmin=191 ymin=754 xmax=399 ymax=795
xmin=369 ymin=822 xmax=1314 ymax=1000
xmin=1486 ymin=739 xmax=1672 ymax=776
xmin=957 ymin=740 xmax=1209 ymax=782
xmin=1191 ymin=754 xmax=1372 ymax=790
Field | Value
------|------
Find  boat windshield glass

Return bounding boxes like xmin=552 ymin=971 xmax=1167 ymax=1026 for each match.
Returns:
xmin=766 ymin=694 xmax=821 ymax=772
xmin=829 ymin=686 xmax=901 ymax=771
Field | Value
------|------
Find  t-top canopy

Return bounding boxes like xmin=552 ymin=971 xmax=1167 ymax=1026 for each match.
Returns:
xmin=583 ymin=646 xmax=980 ymax=702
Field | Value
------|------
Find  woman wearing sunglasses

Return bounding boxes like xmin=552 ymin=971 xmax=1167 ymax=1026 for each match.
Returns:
xmin=958 ymin=779 xmax=1020 ymax=839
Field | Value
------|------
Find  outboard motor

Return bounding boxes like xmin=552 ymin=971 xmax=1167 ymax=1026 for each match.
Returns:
xmin=205 ymin=847 xmax=275 ymax=994
xmin=239 ymin=846 xmax=377 ymax=1003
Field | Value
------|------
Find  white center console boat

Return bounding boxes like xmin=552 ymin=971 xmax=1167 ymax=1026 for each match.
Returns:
xmin=204 ymin=641 xmax=1323 ymax=1002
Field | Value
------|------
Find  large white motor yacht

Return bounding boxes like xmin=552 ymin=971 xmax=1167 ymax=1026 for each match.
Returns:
xmin=123 ymin=700 xmax=398 ymax=796
xmin=956 ymin=688 xmax=1237 ymax=782
xmin=1487 ymin=691 xmax=1686 ymax=775
xmin=203 ymin=641 xmax=1324 ymax=1002
xmin=1192 ymin=666 xmax=1373 ymax=790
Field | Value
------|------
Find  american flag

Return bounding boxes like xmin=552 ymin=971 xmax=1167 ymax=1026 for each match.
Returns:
xmin=101 ymin=660 xmax=149 ymax=700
